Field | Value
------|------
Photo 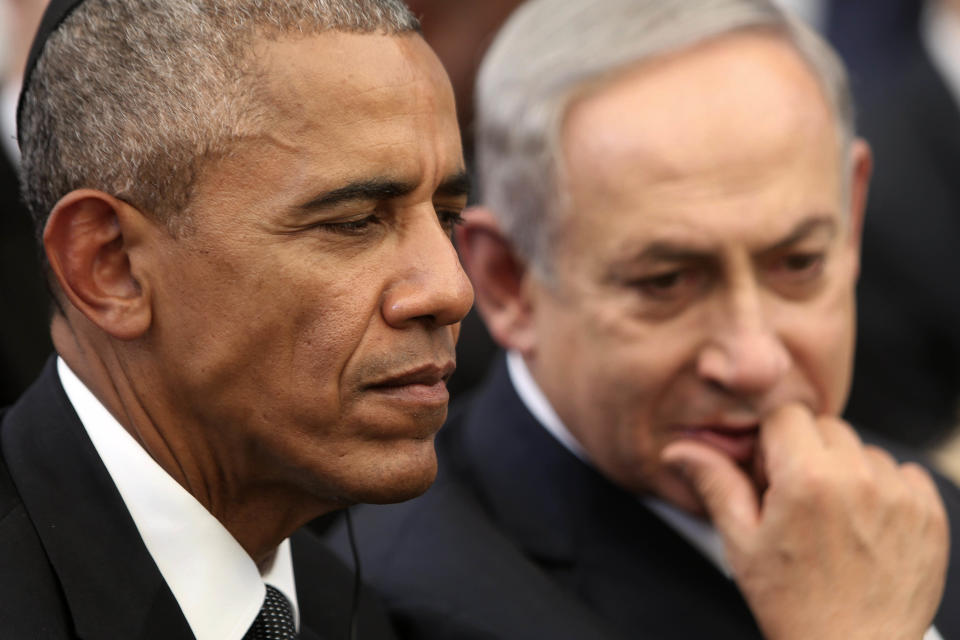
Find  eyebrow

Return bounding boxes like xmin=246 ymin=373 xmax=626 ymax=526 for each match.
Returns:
xmin=626 ymin=215 xmax=840 ymax=264
xmin=762 ymin=216 xmax=837 ymax=253
xmin=297 ymin=170 xmax=471 ymax=212
xmin=435 ymin=170 xmax=472 ymax=199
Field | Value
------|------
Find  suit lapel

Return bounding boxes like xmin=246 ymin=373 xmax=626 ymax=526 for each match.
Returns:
xmin=299 ymin=628 xmax=324 ymax=640
xmin=451 ymin=359 xmax=580 ymax=564
xmin=2 ymin=358 xmax=193 ymax=639
xmin=454 ymin=357 xmax=763 ymax=638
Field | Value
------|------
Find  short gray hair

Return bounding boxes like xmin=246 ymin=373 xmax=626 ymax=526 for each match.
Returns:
xmin=18 ymin=0 xmax=419 ymax=240
xmin=475 ymin=0 xmax=855 ymax=274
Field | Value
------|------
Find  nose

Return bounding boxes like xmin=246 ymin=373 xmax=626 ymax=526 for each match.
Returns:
xmin=381 ymin=213 xmax=474 ymax=329
xmin=696 ymin=286 xmax=791 ymax=396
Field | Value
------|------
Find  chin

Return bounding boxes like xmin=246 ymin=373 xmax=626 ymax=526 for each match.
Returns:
xmin=652 ymin=472 xmax=712 ymax=520
xmin=331 ymin=438 xmax=440 ymax=505
xmin=362 ymin=469 xmax=438 ymax=504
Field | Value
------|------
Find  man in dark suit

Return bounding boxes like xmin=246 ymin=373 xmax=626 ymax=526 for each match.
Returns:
xmin=1 ymin=0 xmax=473 ymax=637
xmin=333 ymin=1 xmax=959 ymax=638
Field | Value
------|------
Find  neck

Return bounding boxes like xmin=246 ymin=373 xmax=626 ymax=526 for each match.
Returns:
xmin=53 ymin=313 xmax=335 ymax=564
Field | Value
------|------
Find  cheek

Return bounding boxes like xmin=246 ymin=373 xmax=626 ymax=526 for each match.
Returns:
xmin=779 ymin=289 xmax=856 ymax=415
xmin=589 ymin=300 xmax=704 ymax=409
xmin=549 ymin=302 xmax=694 ymax=483
xmin=155 ymin=245 xmax=379 ymax=406
xmin=278 ymin=270 xmax=386 ymax=392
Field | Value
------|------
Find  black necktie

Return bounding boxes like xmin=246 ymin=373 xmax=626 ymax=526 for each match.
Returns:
xmin=245 ymin=584 xmax=298 ymax=640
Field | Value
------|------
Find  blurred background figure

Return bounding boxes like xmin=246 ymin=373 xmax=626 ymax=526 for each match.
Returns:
xmin=1 ymin=0 xmax=51 ymax=407
xmin=840 ymin=0 xmax=960 ymax=474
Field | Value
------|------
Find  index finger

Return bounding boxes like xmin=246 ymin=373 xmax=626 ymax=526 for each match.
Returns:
xmin=759 ymin=403 xmax=825 ymax=481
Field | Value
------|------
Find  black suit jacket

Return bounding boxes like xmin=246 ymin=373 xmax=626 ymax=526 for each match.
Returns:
xmin=0 ymin=358 xmax=397 ymax=640
xmin=844 ymin=42 xmax=960 ymax=448
xmin=332 ymin=357 xmax=960 ymax=639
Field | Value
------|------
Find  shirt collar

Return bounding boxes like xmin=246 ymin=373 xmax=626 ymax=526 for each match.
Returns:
xmin=57 ymin=357 xmax=299 ymax=640
xmin=505 ymin=350 xmax=591 ymax=462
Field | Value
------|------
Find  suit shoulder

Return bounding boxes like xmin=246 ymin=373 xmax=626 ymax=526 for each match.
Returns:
xmin=327 ymin=483 xmax=615 ymax=640
xmin=0 ymin=463 xmax=74 ymax=637
xmin=0 ymin=406 xmax=75 ymax=637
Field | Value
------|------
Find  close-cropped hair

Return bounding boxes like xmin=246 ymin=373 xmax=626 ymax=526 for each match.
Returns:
xmin=17 ymin=0 xmax=419 ymax=242
xmin=475 ymin=0 xmax=855 ymax=277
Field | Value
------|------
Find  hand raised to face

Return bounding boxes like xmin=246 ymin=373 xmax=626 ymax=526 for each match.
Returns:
xmin=662 ymin=404 xmax=949 ymax=640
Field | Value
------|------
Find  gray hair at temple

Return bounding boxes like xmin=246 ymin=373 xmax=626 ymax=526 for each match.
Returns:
xmin=474 ymin=0 xmax=855 ymax=276
xmin=18 ymin=0 xmax=419 ymax=240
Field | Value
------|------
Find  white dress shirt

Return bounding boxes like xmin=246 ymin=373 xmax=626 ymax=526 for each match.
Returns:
xmin=57 ymin=358 xmax=299 ymax=640
xmin=506 ymin=350 xmax=943 ymax=640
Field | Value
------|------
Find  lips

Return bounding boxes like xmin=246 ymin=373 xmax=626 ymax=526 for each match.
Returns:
xmin=365 ymin=362 xmax=455 ymax=405
xmin=677 ymin=424 xmax=760 ymax=465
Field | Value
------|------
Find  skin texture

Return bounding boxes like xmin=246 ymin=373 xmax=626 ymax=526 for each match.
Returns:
xmin=43 ymin=31 xmax=473 ymax=564
xmin=459 ymin=32 xmax=948 ymax=640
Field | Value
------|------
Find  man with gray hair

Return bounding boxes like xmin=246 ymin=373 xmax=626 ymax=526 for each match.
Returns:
xmin=1 ymin=0 xmax=474 ymax=637
xmin=335 ymin=0 xmax=960 ymax=638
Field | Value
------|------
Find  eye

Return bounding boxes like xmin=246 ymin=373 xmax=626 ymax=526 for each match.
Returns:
xmin=643 ymin=271 xmax=683 ymax=292
xmin=631 ymin=268 xmax=703 ymax=301
xmin=319 ymin=214 xmax=382 ymax=235
xmin=436 ymin=209 xmax=465 ymax=234
xmin=785 ymin=253 xmax=821 ymax=270
xmin=765 ymin=250 xmax=828 ymax=298
xmin=777 ymin=252 xmax=825 ymax=279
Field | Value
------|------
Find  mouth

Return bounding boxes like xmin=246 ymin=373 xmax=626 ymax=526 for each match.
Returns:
xmin=676 ymin=423 xmax=760 ymax=465
xmin=365 ymin=362 xmax=456 ymax=405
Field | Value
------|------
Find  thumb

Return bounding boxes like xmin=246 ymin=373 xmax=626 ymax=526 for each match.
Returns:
xmin=661 ymin=440 xmax=760 ymax=544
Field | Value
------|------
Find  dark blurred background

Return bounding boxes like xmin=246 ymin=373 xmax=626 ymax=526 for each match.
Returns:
xmin=0 ymin=0 xmax=53 ymax=409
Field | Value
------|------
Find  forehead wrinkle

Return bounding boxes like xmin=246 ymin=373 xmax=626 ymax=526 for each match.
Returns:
xmin=632 ymin=160 xmax=832 ymax=213
xmin=606 ymin=223 xmax=717 ymax=266
xmin=260 ymin=35 xmax=453 ymax=155
xmin=566 ymin=112 xmax=836 ymax=209
xmin=252 ymin=32 xmax=435 ymax=130
xmin=605 ymin=211 xmax=839 ymax=269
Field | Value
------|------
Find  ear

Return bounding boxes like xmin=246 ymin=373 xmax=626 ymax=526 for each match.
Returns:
xmin=846 ymin=138 xmax=872 ymax=278
xmin=43 ymin=189 xmax=153 ymax=340
xmin=455 ymin=207 xmax=537 ymax=354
